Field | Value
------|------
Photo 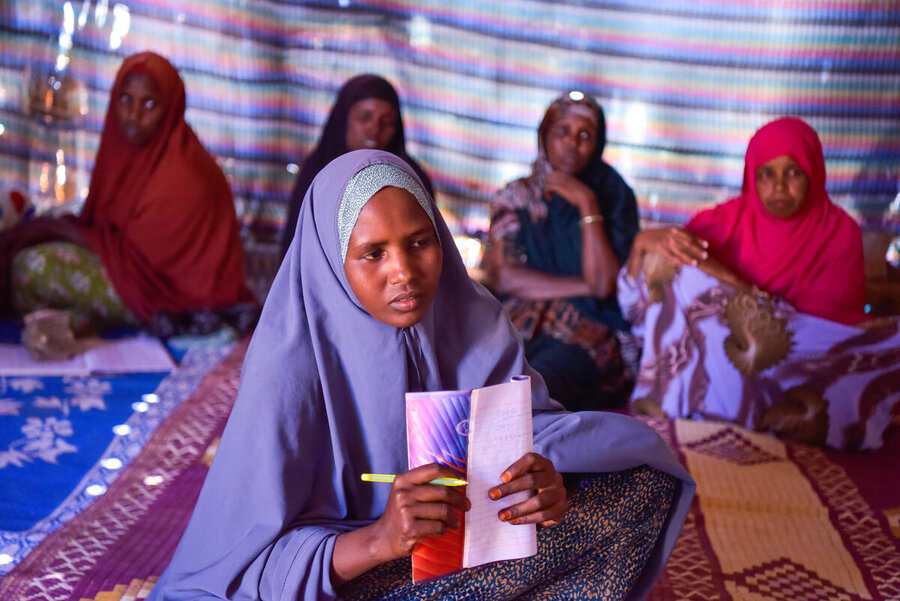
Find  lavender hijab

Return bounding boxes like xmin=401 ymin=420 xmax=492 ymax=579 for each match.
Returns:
xmin=149 ymin=150 xmax=693 ymax=601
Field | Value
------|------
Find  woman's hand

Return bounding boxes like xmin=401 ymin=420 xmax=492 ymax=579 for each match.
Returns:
xmin=488 ymin=452 xmax=566 ymax=527
xmin=635 ymin=227 xmax=708 ymax=267
xmin=625 ymin=227 xmax=752 ymax=292
xmin=331 ymin=463 xmax=467 ymax=586
xmin=371 ymin=463 xmax=469 ymax=560
xmin=543 ymin=171 xmax=597 ymax=214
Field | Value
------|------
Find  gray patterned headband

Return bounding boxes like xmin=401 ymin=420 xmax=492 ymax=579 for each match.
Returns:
xmin=338 ymin=162 xmax=439 ymax=262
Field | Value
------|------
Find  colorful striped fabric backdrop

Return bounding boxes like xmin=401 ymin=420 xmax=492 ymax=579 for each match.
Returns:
xmin=1 ymin=0 xmax=898 ymax=246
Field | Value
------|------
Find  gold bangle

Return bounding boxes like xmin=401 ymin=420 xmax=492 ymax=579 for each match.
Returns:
xmin=578 ymin=214 xmax=604 ymax=227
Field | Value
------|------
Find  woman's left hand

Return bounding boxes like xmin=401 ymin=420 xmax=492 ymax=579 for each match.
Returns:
xmin=543 ymin=172 xmax=597 ymax=214
xmin=488 ymin=452 xmax=567 ymax=527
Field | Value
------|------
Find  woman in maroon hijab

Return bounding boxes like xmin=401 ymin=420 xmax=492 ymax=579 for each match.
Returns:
xmin=3 ymin=52 xmax=256 ymax=335
xmin=618 ymin=117 xmax=898 ymax=451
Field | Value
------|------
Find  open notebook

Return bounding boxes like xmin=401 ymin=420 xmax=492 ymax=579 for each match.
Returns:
xmin=0 ymin=334 xmax=176 ymax=376
xmin=405 ymin=376 xmax=537 ymax=582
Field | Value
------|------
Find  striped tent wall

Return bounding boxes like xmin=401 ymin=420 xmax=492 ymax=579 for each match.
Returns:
xmin=1 ymin=0 xmax=898 ymax=249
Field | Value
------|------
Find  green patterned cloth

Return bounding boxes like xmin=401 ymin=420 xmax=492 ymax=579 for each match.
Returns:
xmin=11 ymin=242 xmax=138 ymax=334
xmin=339 ymin=466 xmax=677 ymax=601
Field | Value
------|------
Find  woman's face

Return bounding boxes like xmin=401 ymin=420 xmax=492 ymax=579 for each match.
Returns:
xmin=754 ymin=154 xmax=809 ymax=218
xmin=344 ymin=186 xmax=442 ymax=328
xmin=544 ymin=113 xmax=597 ymax=175
xmin=115 ymin=72 xmax=165 ymax=147
xmin=345 ymin=98 xmax=398 ymax=152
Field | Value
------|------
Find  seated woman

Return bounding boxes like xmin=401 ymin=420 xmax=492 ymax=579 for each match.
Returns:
xmin=486 ymin=93 xmax=639 ymax=411
xmin=619 ymin=116 xmax=900 ymax=451
xmin=148 ymin=150 xmax=693 ymax=601
xmin=1 ymin=52 xmax=256 ymax=338
xmin=280 ymin=74 xmax=433 ymax=259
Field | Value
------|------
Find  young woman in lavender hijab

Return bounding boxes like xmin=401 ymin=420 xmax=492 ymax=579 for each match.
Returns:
xmin=148 ymin=150 xmax=693 ymax=601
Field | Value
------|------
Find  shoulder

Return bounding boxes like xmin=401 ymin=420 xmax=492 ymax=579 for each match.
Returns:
xmin=827 ymin=203 xmax=863 ymax=251
xmin=402 ymin=155 xmax=434 ymax=195
xmin=491 ymin=176 xmax=532 ymax=209
xmin=686 ymin=196 xmax=745 ymax=231
xmin=591 ymin=161 xmax=636 ymax=208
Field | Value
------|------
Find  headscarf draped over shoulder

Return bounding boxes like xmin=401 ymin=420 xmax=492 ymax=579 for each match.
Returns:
xmin=492 ymin=93 xmax=607 ymax=226
xmin=80 ymin=51 xmax=254 ymax=323
xmin=685 ymin=117 xmax=865 ymax=325
xmin=150 ymin=150 xmax=692 ymax=601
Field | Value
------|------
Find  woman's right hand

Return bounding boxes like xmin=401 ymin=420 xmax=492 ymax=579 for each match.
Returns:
xmin=635 ymin=227 xmax=708 ymax=267
xmin=370 ymin=463 xmax=469 ymax=561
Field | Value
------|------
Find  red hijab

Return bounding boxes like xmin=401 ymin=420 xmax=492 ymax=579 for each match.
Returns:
xmin=685 ymin=117 xmax=865 ymax=325
xmin=80 ymin=52 xmax=253 ymax=323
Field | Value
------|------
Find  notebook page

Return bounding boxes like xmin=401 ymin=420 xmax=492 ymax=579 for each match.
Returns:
xmin=84 ymin=336 xmax=175 ymax=374
xmin=0 ymin=344 xmax=90 ymax=376
xmin=463 ymin=376 xmax=536 ymax=568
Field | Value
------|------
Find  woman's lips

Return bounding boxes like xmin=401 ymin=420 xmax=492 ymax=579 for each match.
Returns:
xmin=389 ymin=291 xmax=422 ymax=312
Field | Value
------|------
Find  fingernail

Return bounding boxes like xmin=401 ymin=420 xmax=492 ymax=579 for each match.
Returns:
xmin=501 ymin=472 xmax=511 ymax=483
xmin=498 ymin=510 xmax=511 ymax=521
xmin=489 ymin=488 xmax=501 ymax=500
xmin=702 ymin=240 xmax=709 ymax=248
xmin=509 ymin=518 xmax=519 ymax=525
xmin=465 ymin=499 xmax=472 ymax=511
xmin=702 ymin=252 xmax=708 ymax=259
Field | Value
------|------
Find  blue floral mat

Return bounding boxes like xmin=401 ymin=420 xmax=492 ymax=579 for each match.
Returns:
xmin=0 ymin=320 xmax=236 ymax=573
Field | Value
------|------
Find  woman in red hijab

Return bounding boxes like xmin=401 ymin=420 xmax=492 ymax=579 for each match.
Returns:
xmin=617 ymin=117 xmax=898 ymax=451
xmin=627 ymin=117 xmax=865 ymax=325
xmin=3 ymin=52 xmax=256 ymax=336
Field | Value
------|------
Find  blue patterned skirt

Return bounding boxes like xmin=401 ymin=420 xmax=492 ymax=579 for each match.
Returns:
xmin=339 ymin=465 xmax=677 ymax=601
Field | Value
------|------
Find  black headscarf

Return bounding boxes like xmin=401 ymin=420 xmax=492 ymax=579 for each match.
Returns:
xmin=280 ymin=74 xmax=434 ymax=258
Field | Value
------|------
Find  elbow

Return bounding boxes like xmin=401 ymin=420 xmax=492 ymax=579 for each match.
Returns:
xmin=487 ymin=265 xmax=513 ymax=296
xmin=588 ymin=273 xmax=617 ymax=300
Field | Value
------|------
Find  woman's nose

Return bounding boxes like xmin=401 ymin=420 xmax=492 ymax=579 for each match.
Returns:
xmin=774 ymin=173 xmax=789 ymax=190
xmin=388 ymin=252 xmax=412 ymax=284
xmin=364 ymin=119 xmax=380 ymax=137
xmin=122 ymin=101 xmax=142 ymax=122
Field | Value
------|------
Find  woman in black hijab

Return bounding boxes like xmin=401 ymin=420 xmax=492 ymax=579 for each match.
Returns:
xmin=280 ymin=74 xmax=434 ymax=258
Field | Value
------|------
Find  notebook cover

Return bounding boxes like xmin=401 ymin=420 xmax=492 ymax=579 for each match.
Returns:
xmin=405 ymin=390 xmax=470 ymax=582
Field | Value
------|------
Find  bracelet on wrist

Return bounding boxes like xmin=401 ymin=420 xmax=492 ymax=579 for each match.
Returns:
xmin=578 ymin=214 xmax=604 ymax=228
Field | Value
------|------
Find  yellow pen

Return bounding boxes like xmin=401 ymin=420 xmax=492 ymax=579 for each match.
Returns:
xmin=361 ymin=473 xmax=467 ymax=486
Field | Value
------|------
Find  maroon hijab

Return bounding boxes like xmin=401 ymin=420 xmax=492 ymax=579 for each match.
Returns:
xmin=685 ymin=117 xmax=865 ymax=325
xmin=80 ymin=52 xmax=254 ymax=323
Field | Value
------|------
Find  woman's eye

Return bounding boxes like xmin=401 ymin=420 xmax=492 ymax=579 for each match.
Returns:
xmin=578 ymin=130 xmax=590 ymax=140
xmin=143 ymin=98 xmax=157 ymax=110
xmin=119 ymin=93 xmax=130 ymax=103
xmin=363 ymin=250 xmax=384 ymax=261
xmin=412 ymin=237 xmax=433 ymax=249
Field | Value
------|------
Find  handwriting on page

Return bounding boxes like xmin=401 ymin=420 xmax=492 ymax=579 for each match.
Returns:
xmin=463 ymin=376 xmax=536 ymax=568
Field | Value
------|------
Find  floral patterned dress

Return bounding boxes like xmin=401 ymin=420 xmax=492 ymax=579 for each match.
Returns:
xmin=11 ymin=242 xmax=137 ymax=334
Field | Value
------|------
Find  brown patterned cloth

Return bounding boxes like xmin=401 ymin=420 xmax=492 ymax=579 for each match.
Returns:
xmin=619 ymin=261 xmax=900 ymax=451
